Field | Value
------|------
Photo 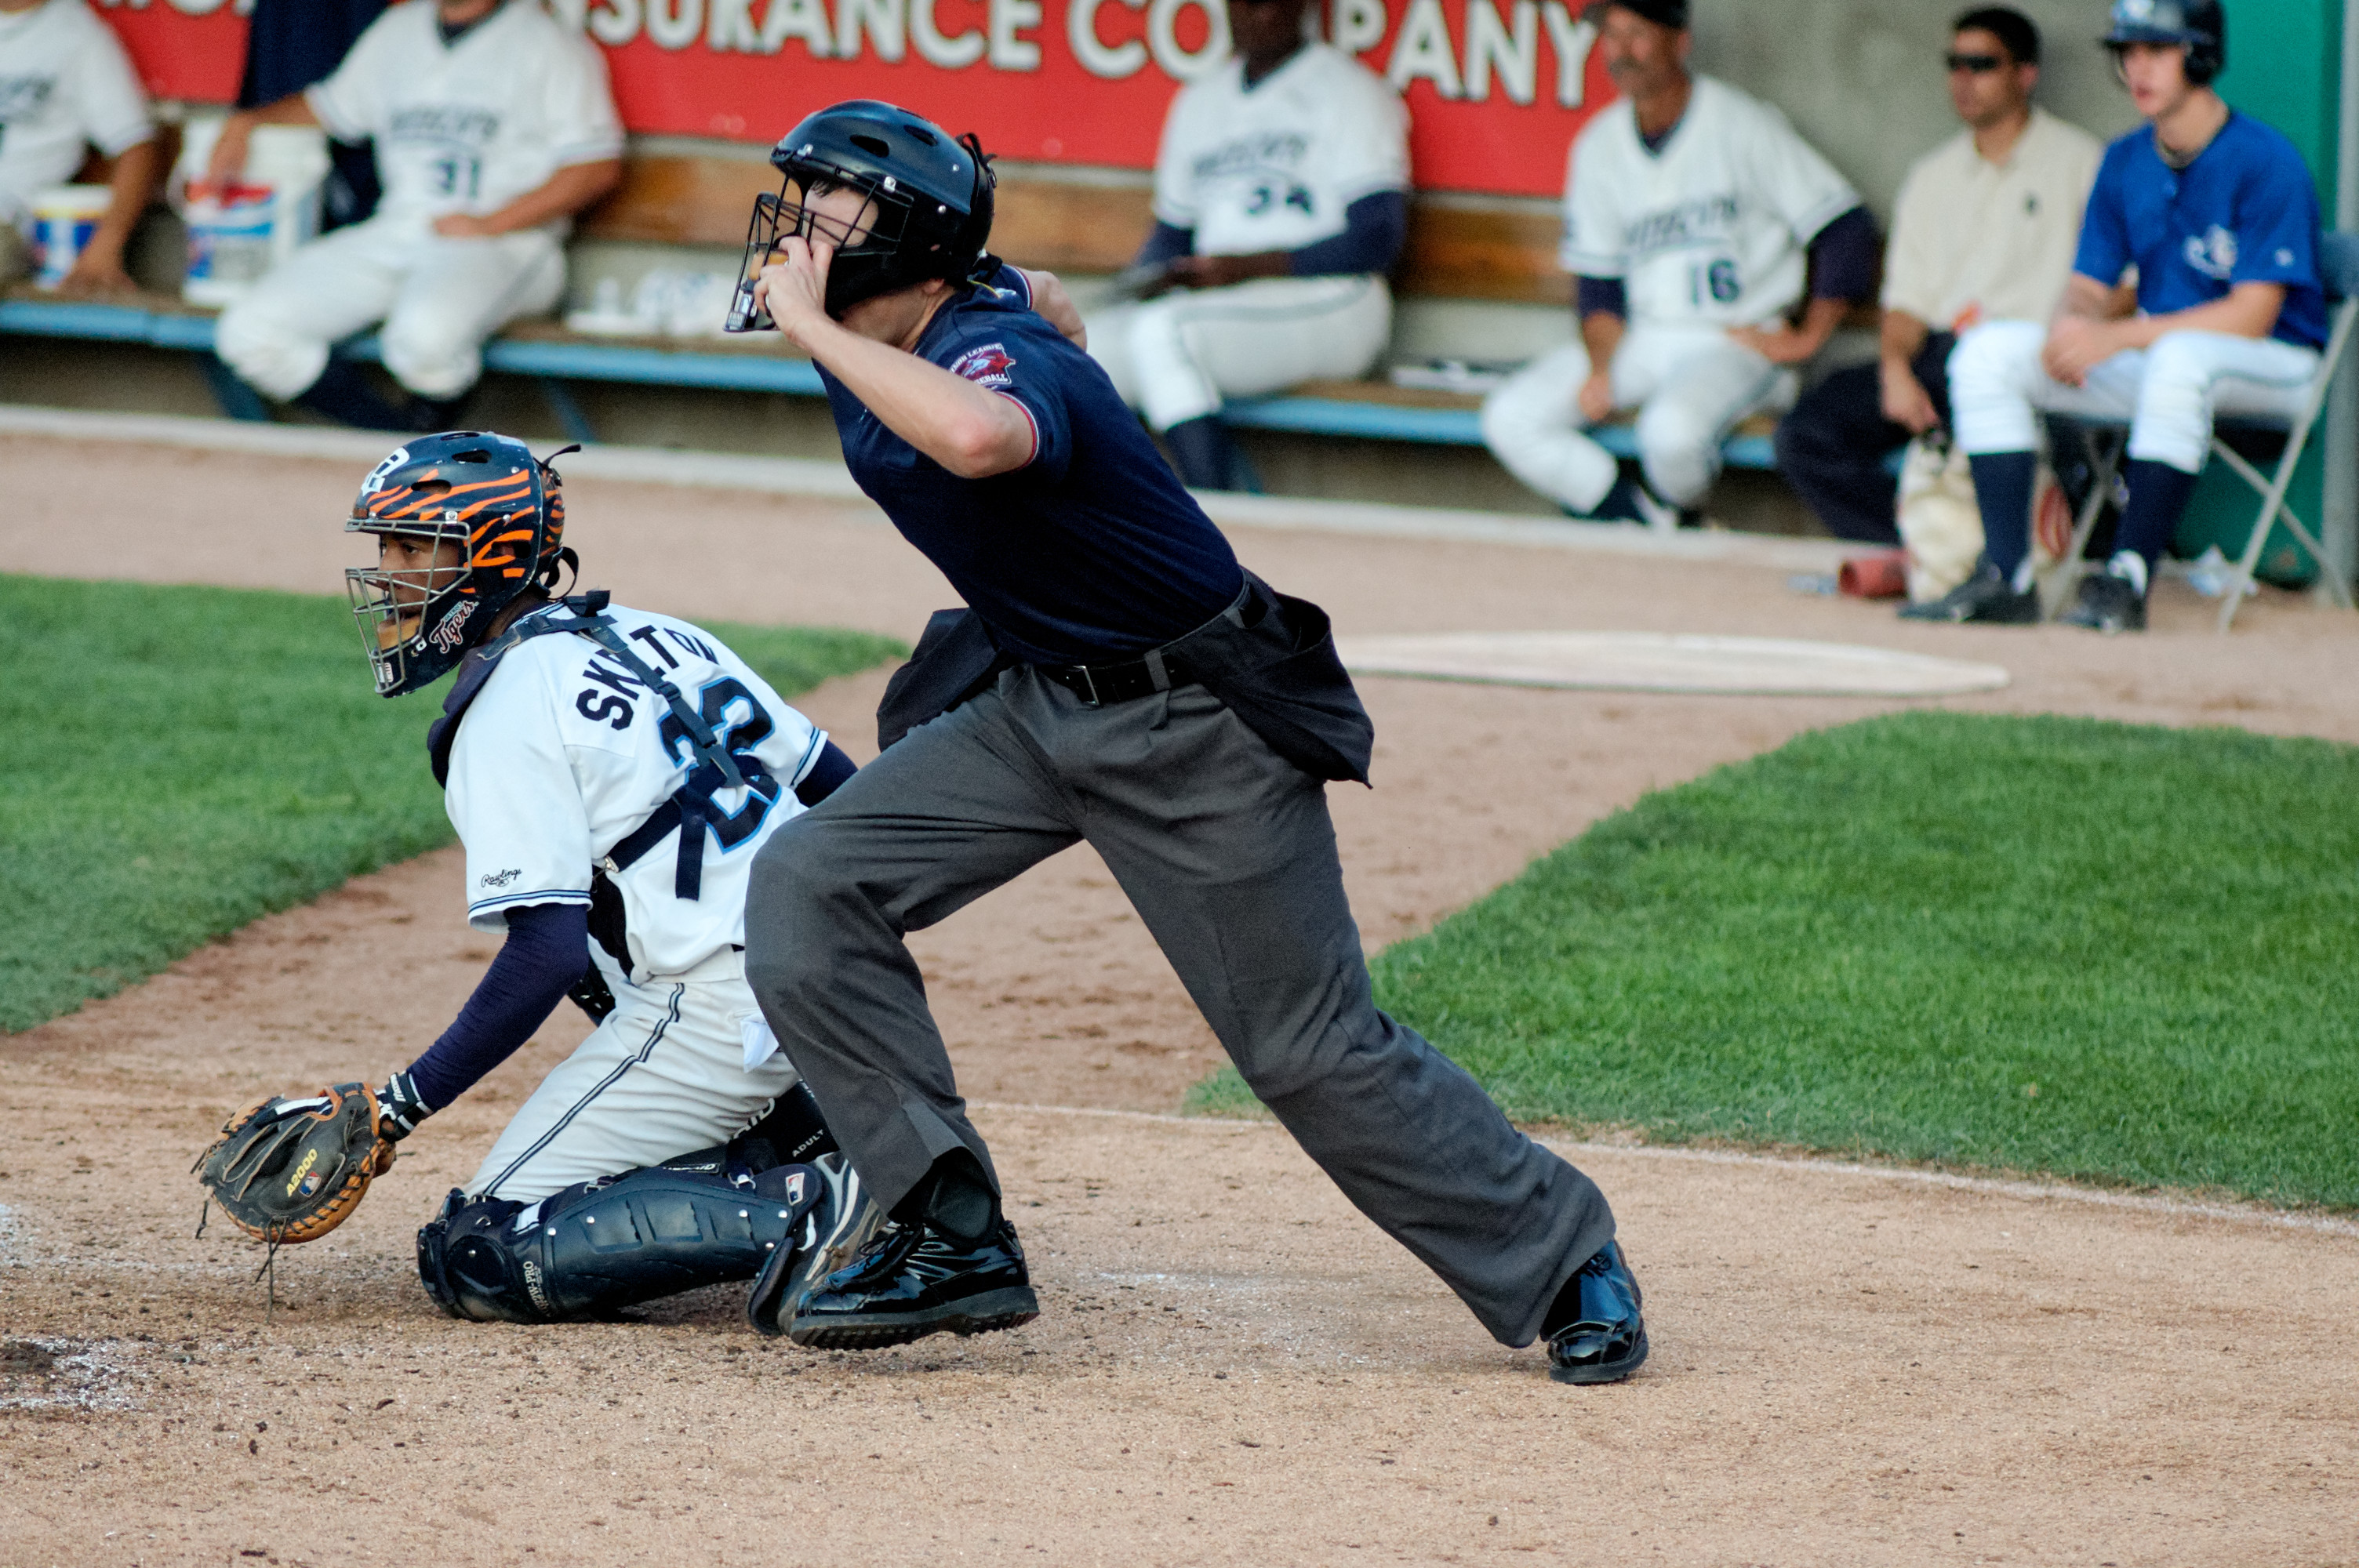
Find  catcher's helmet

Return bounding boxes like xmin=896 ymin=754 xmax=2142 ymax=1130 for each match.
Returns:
xmin=2103 ymin=0 xmax=2224 ymax=85
xmin=344 ymin=431 xmax=572 ymax=697
xmin=725 ymin=100 xmax=996 ymax=328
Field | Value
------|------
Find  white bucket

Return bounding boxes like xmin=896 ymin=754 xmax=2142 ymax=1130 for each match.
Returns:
xmin=29 ymin=185 xmax=113 ymax=289
xmin=173 ymin=118 xmax=330 ymax=307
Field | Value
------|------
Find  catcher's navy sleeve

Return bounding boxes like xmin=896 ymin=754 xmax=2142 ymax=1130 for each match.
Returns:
xmin=405 ymin=902 xmax=587 ymax=1109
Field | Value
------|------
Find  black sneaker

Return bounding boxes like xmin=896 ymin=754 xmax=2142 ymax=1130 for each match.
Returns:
xmin=745 ymin=1152 xmax=883 ymax=1339
xmin=787 ymin=1216 xmax=1040 ymax=1350
xmin=1579 ymin=476 xmax=1693 ymax=531
xmin=2059 ymin=570 xmax=2146 ymax=633
xmin=1546 ymin=1240 xmax=1648 ymax=1385
xmin=1897 ymin=563 xmax=2040 ymax=624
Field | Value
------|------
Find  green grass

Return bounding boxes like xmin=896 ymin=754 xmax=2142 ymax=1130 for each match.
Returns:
xmin=0 ymin=576 xmax=903 ymax=1034
xmin=1187 ymin=712 xmax=2359 ymax=1208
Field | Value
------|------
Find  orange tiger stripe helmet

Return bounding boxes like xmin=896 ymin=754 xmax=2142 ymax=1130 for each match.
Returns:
xmin=344 ymin=432 xmax=574 ymax=696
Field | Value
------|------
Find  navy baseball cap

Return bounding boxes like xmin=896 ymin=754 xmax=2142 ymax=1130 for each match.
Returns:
xmin=1587 ymin=0 xmax=1688 ymax=27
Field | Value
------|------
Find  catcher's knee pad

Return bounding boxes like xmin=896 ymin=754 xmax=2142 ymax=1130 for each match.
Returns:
xmin=416 ymin=1151 xmax=820 ymax=1324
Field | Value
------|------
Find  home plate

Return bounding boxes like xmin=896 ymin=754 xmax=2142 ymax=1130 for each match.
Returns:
xmin=1336 ymin=631 xmax=2010 ymax=697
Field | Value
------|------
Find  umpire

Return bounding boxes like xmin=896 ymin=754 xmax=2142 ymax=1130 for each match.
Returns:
xmin=732 ymin=100 xmax=1646 ymax=1385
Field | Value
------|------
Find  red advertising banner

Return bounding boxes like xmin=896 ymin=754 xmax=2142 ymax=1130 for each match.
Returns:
xmin=90 ymin=0 xmax=1616 ymax=198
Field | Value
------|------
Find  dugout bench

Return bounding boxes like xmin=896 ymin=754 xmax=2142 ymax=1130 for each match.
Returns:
xmin=0 ymin=151 xmax=1783 ymax=474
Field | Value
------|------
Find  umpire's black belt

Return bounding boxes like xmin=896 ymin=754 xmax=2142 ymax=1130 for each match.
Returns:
xmin=1032 ymin=645 xmax=1188 ymax=707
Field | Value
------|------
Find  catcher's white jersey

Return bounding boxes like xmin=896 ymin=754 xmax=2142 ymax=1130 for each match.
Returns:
xmin=304 ymin=0 xmax=620 ymax=234
xmin=1560 ymin=75 xmax=1857 ymax=330
xmin=0 ymin=0 xmax=152 ymax=224
xmin=1152 ymin=41 xmax=1408 ymax=258
xmin=445 ymin=604 xmax=828 ymax=982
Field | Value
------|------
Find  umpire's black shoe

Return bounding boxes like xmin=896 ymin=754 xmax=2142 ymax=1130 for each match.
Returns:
xmin=746 ymin=1152 xmax=883 ymax=1339
xmin=1897 ymin=563 xmax=2041 ymax=624
xmin=2059 ymin=569 xmax=2147 ymax=633
xmin=1545 ymin=1240 xmax=1648 ymax=1385
xmin=787 ymin=1216 xmax=1039 ymax=1350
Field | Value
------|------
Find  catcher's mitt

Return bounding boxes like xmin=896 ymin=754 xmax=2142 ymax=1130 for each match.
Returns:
xmin=194 ymin=1083 xmax=395 ymax=1244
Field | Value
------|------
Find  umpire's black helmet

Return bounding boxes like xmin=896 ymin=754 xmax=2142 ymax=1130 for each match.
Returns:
xmin=2103 ymin=0 xmax=2224 ymax=85
xmin=725 ymin=101 xmax=997 ymax=327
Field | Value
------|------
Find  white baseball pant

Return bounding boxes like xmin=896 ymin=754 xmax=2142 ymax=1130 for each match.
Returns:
xmin=1086 ymin=274 xmax=1391 ymax=430
xmin=215 ymin=216 xmax=565 ymax=401
xmin=1948 ymin=320 xmax=2320 ymax=473
xmin=467 ymin=949 xmax=801 ymax=1204
xmin=1481 ymin=325 xmax=1794 ymax=512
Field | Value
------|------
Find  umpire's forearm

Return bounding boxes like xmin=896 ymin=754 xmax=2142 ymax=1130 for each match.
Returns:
xmin=799 ymin=318 xmax=1038 ymax=477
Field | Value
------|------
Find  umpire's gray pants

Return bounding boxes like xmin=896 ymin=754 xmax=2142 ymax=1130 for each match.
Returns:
xmin=743 ymin=666 xmax=1616 ymax=1347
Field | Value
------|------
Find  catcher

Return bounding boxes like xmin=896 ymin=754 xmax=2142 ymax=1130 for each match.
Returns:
xmin=198 ymin=430 xmax=877 ymax=1329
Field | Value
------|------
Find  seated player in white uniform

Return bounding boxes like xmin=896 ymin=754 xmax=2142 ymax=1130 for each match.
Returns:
xmin=209 ymin=0 xmax=622 ymax=432
xmin=1085 ymin=0 xmax=1409 ymax=492
xmin=0 ymin=0 xmax=159 ymax=292
xmin=1481 ymin=0 xmax=1877 ymax=529
xmin=340 ymin=430 xmax=878 ymax=1327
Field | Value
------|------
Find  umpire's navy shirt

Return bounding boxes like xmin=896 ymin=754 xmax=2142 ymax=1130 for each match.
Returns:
xmin=820 ymin=266 xmax=1245 ymax=666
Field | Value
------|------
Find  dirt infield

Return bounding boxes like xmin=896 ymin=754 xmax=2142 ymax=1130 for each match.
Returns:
xmin=5 ymin=431 xmax=2358 ymax=1566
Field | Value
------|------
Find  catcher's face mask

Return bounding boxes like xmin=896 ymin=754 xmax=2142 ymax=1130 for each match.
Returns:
xmin=730 ymin=174 xmax=916 ymax=326
xmin=347 ymin=523 xmax=472 ymax=688
xmin=341 ymin=433 xmax=572 ymax=697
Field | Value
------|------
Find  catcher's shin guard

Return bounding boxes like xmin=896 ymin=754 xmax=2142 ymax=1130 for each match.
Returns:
xmin=416 ymin=1151 xmax=824 ymax=1323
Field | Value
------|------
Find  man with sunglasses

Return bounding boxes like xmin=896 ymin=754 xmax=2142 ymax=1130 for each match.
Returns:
xmin=1920 ymin=0 xmax=2326 ymax=632
xmin=1774 ymin=9 xmax=2099 ymax=544
xmin=1085 ymin=0 xmax=1409 ymax=492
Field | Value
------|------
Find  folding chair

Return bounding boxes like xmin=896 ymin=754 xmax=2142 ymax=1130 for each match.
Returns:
xmin=2038 ymin=229 xmax=2359 ymax=631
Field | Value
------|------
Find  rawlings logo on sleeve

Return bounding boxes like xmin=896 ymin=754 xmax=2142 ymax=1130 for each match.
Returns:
xmin=949 ymin=343 xmax=1017 ymax=388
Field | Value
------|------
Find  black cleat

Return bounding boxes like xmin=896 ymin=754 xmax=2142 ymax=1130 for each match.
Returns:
xmin=746 ymin=1152 xmax=883 ymax=1338
xmin=1898 ymin=563 xmax=2041 ymax=624
xmin=1547 ymin=1240 xmax=1648 ymax=1385
xmin=787 ymin=1216 xmax=1040 ymax=1350
xmin=2059 ymin=569 xmax=2146 ymax=633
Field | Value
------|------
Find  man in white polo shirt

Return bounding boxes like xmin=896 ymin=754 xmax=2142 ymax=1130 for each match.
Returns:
xmin=1773 ymin=7 xmax=2100 ymax=543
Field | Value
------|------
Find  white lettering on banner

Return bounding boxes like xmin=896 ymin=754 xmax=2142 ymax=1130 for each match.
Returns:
xmin=1465 ymin=0 xmax=1536 ymax=104
xmin=1327 ymin=0 xmax=1386 ymax=55
xmin=1146 ymin=0 xmax=1227 ymax=80
xmin=763 ymin=0 xmax=836 ymax=56
xmin=709 ymin=0 xmax=761 ymax=50
xmin=1386 ymin=0 xmax=1461 ymax=98
xmin=649 ymin=0 xmax=704 ymax=49
xmin=1539 ymin=2 xmax=1594 ymax=108
xmin=549 ymin=0 xmax=587 ymax=27
xmin=987 ymin=0 xmax=1042 ymax=69
xmin=1070 ymin=0 xmax=1147 ymax=79
xmin=912 ymin=0 xmax=988 ymax=67
xmin=837 ymin=0 xmax=907 ymax=59
xmin=164 ymin=0 xmax=231 ymax=14
xmin=586 ymin=0 xmax=642 ymax=45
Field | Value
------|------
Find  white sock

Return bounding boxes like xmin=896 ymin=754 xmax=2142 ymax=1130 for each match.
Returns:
xmin=2106 ymin=550 xmax=2149 ymax=597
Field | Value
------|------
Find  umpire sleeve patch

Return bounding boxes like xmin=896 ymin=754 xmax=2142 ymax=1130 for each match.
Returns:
xmin=950 ymin=343 xmax=1018 ymax=388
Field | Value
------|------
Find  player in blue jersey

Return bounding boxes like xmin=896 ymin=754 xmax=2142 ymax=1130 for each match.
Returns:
xmin=721 ymin=101 xmax=1647 ymax=1384
xmin=1915 ymin=0 xmax=2324 ymax=633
